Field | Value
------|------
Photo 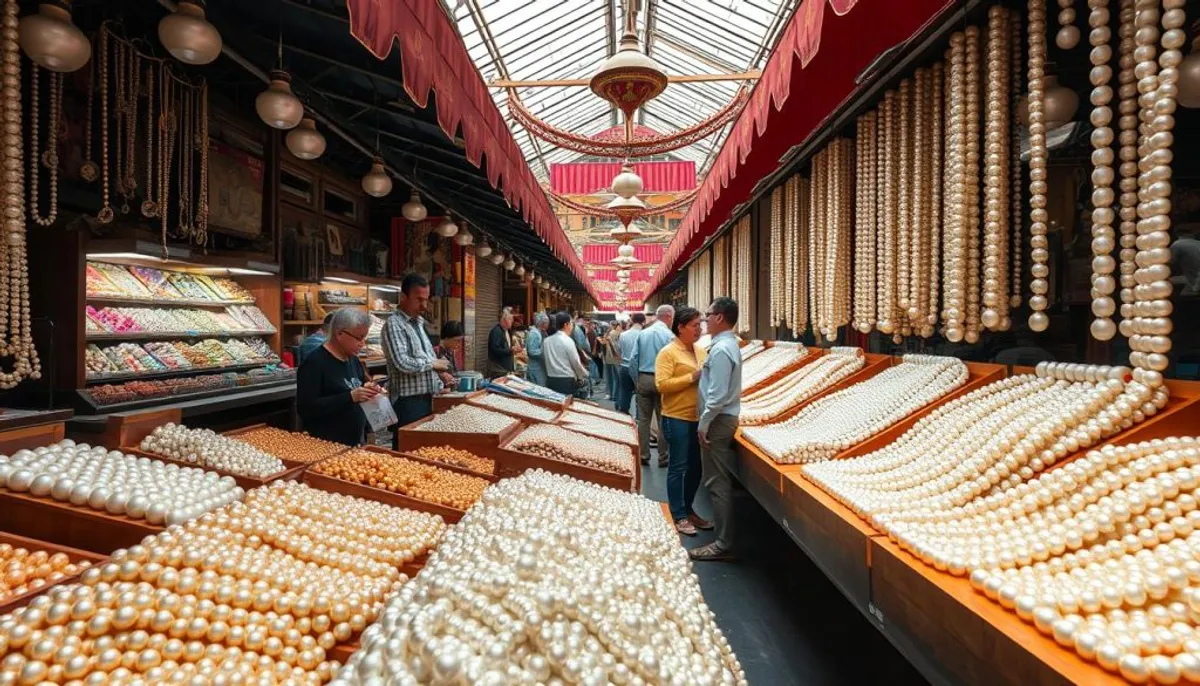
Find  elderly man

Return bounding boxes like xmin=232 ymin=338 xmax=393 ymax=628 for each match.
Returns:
xmin=487 ymin=308 xmax=520 ymax=379
xmin=525 ymin=312 xmax=549 ymax=386
xmin=616 ymin=313 xmax=644 ymax=413
xmin=631 ymin=304 xmax=675 ymax=467
xmin=382 ymin=273 xmax=451 ymax=450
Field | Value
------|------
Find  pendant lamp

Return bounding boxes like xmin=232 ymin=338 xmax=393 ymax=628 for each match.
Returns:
xmin=454 ymin=229 xmax=473 ymax=246
xmin=256 ymin=70 xmax=304 ymax=130
xmin=475 ymin=240 xmax=492 ymax=257
xmin=361 ymin=158 xmax=393 ymax=198
xmin=158 ymin=0 xmax=222 ymax=66
xmin=490 ymin=252 xmax=505 ymax=266
xmin=1179 ymin=35 xmax=1200 ymax=109
xmin=435 ymin=217 xmax=458 ymax=238
xmin=285 ymin=118 xmax=325 ymax=160
xmin=401 ymin=190 xmax=428 ymax=222
xmin=19 ymin=1 xmax=91 ymax=73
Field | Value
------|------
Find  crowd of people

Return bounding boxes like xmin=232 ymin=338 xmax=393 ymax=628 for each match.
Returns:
xmin=294 ymin=271 xmax=742 ymax=562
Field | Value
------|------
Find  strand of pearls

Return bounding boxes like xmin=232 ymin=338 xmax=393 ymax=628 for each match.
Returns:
xmin=878 ymin=91 xmax=898 ymax=336
xmin=0 ymin=440 xmax=243 ymax=527
xmin=510 ymin=424 xmax=635 ymax=476
xmin=913 ymin=67 xmax=936 ymax=337
xmin=1028 ymin=0 xmax=1053 ymax=332
xmin=734 ymin=215 xmax=753 ymax=334
xmin=1117 ymin=0 xmax=1139 ymax=338
xmin=1126 ymin=0 xmax=1182 ymax=393
xmin=742 ymin=355 xmax=969 ymax=464
xmin=740 ymin=348 xmax=866 ymax=426
xmin=335 ymin=471 xmax=745 ymax=685
xmin=983 ymin=7 xmax=1013 ymax=332
xmin=944 ymin=33 xmax=969 ymax=342
xmin=741 ymin=343 xmax=809 ymax=391
xmin=964 ymin=26 xmax=984 ymax=344
xmin=770 ymin=185 xmax=784 ymax=327
xmin=863 ymin=112 xmax=879 ymax=332
xmin=930 ymin=60 xmax=945 ymax=326
xmin=897 ymin=78 xmax=913 ymax=326
xmin=1011 ymin=11 xmax=1024 ymax=311
xmin=1058 ymin=0 xmax=1082 ymax=48
xmin=140 ymin=424 xmax=286 ymax=478
xmin=790 ymin=176 xmax=809 ymax=336
xmin=712 ymin=234 xmax=728 ymax=299
xmin=853 ymin=114 xmax=874 ymax=333
xmin=809 ymin=147 xmax=825 ymax=335
xmin=416 ymin=405 xmax=519 ymax=435
xmin=557 ymin=411 xmax=638 ymax=446
xmin=470 ymin=393 xmax=559 ymax=423
xmin=1089 ymin=0 xmax=1120 ymax=340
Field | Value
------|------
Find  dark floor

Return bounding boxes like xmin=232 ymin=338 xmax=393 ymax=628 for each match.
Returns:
xmin=605 ymin=384 xmax=929 ymax=686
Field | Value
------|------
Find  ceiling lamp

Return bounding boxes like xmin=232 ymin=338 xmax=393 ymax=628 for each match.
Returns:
xmin=158 ymin=0 xmax=222 ymax=66
xmin=19 ymin=1 xmax=91 ymax=73
xmin=361 ymin=158 xmax=393 ymax=198
xmin=515 ymin=264 xmax=525 ymax=276
xmin=609 ymin=224 xmax=644 ymax=243
xmin=285 ymin=117 xmax=325 ymax=160
xmin=611 ymin=166 xmax=643 ymax=199
xmin=589 ymin=29 xmax=667 ymax=122
xmin=503 ymin=257 xmax=516 ymax=271
xmin=256 ymin=70 xmax=304 ymax=130
xmin=490 ymin=252 xmax=505 ymax=266
xmin=606 ymin=195 xmax=647 ymax=228
xmin=475 ymin=239 xmax=492 ymax=257
xmin=454 ymin=228 xmax=473 ymax=246
xmin=1042 ymin=74 xmax=1078 ymax=130
xmin=1179 ymin=35 xmax=1200 ymax=108
xmin=525 ymin=270 xmax=535 ymax=283
xmin=617 ymin=244 xmax=635 ymax=258
xmin=401 ymin=190 xmax=428 ymax=222
xmin=611 ymin=255 xmax=638 ymax=267
xmin=435 ymin=216 xmax=459 ymax=238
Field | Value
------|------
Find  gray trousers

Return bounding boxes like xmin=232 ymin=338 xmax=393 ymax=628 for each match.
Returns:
xmin=700 ymin=413 xmax=738 ymax=550
xmin=636 ymin=372 xmax=668 ymax=462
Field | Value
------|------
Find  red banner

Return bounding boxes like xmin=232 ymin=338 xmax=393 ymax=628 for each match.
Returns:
xmin=584 ymin=243 xmax=664 ymax=310
xmin=550 ymin=161 xmax=696 ymax=195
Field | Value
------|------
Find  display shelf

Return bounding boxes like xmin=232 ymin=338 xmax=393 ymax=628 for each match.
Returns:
xmin=0 ymin=410 xmax=71 ymax=454
xmin=283 ymin=319 xmax=325 ymax=326
xmin=121 ymin=446 xmax=306 ymax=492
xmin=86 ymin=330 xmax=276 ymax=342
xmin=86 ymin=294 xmax=251 ymax=308
xmin=302 ymin=470 xmax=466 ymax=524
xmin=0 ymin=488 xmax=162 ymax=555
xmin=758 ymin=351 xmax=894 ymax=426
xmin=75 ymin=377 xmax=296 ymax=415
xmin=0 ymin=530 xmax=108 ymax=616
xmin=85 ymin=362 xmax=280 ymax=385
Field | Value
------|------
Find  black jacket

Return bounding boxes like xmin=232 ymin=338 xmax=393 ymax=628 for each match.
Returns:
xmin=488 ymin=324 xmax=514 ymax=372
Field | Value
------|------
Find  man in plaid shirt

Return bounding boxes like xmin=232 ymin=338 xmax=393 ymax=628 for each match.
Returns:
xmin=382 ymin=273 xmax=451 ymax=450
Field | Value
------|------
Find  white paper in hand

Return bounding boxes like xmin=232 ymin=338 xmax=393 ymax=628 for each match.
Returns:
xmin=361 ymin=393 xmax=397 ymax=433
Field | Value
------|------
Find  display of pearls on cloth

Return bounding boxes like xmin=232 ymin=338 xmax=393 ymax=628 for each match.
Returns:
xmin=0 ymin=0 xmax=42 ymax=389
xmin=739 ymin=340 xmax=766 ymax=361
xmin=508 ymin=424 xmax=635 ymax=477
xmin=0 ymin=545 xmax=89 ymax=604
xmin=742 ymin=356 xmax=969 ymax=464
xmin=739 ymin=347 xmax=867 ymax=426
xmin=229 ymin=427 xmax=348 ymax=465
xmin=740 ymin=342 xmax=809 ymax=391
xmin=312 ymin=450 xmax=490 ymax=511
xmin=0 ymin=439 xmax=243 ymax=526
xmin=468 ymin=393 xmax=559 ymax=423
xmin=556 ymin=411 xmax=637 ymax=446
xmin=568 ymin=401 xmax=634 ymax=426
xmin=139 ymin=423 xmax=286 ymax=478
xmin=415 ymin=405 xmax=519 ymax=434
xmin=333 ymin=471 xmax=745 ymax=686
xmin=1027 ymin=0 xmax=1053 ymax=332
xmin=0 ymin=482 xmax=445 ymax=684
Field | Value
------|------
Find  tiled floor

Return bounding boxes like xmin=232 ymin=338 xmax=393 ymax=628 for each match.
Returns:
xmin=598 ymin=382 xmax=928 ymax=685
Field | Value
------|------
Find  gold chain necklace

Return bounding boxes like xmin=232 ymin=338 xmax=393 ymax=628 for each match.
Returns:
xmin=28 ymin=65 xmax=61 ymax=227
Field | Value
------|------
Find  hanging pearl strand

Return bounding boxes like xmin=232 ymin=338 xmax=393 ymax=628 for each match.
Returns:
xmin=837 ymin=138 xmax=853 ymax=332
xmin=770 ymin=185 xmax=783 ymax=326
xmin=1127 ymin=0 xmax=1182 ymax=395
xmin=1057 ymin=0 xmax=1081 ymax=49
xmin=928 ymin=60 xmax=944 ymax=331
xmin=997 ymin=9 xmax=1014 ymax=331
xmin=909 ymin=70 xmax=930 ymax=335
xmin=1117 ymin=0 xmax=1139 ymax=339
xmin=897 ymin=79 xmax=912 ymax=329
xmin=1088 ymin=0 xmax=1119 ymax=341
xmin=795 ymin=176 xmax=810 ymax=336
xmin=1011 ymin=11 xmax=1024 ymax=311
xmin=964 ymin=26 xmax=983 ymax=344
xmin=944 ymin=34 xmax=968 ymax=342
xmin=854 ymin=117 xmax=870 ymax=333
xmin=983 ymin=7 xmax=1011 ymax=332
xmin=854 ymin=113 xmax=878 ymax=333
xmin=809 ymin=149 xmax=824 ymax=336
xmin=879 ymin=90 xmax=899 ymax=335
xmin=28 ymin=66 xmax=61 ymax=227
xmin=1028 ymin=0 xmax=1052 ymax=332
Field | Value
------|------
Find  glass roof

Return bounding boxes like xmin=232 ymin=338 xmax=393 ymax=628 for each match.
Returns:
xmin=452 ymin=0 xmax=793 ymax=182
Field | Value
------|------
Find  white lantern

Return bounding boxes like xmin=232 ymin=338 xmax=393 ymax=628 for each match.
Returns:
xmin=360 ymin=159 xmax=393 ymax=198
xmin=401 ymin=190 xmax=428 ymax=222
xmin=504 ymin=258 xmax=516 ymax=271
xmin=285 ymin=118 xmax=326 ymax=160
xmin=158 ymin=0 xmax=222 ymax=66
xmin=611 ymin=166 xmax=643 ymax=199
xmin=255 ymin=70 xmax=304 ymax=130
xmin=475 ymin=240 xmax=492 ymax=257
xmin=19 ymin=2 xmax=91 ymax=73
xmin=435 ymin=217 xmax=459 ymax=238
xmin=454 ymin=229 xmax=473 ymax=246
xmin=515 ymin=264 xmax=525 ymax=276
xmin=617 ymin=244 xmax=635 ymax=258
xmin=490 ymin=252 xmax=505 ymax=266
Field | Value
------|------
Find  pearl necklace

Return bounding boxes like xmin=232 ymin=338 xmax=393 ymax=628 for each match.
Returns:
xmin=1088 ymin=0 xmax=1120 ymax=340
xmin=140 ymin=423 xmax=286 ymax=478
xmin=740 ymin=347 xmax=866 ymax=426
xmin=335 ymin=471 xmax=745 ymax=685
xmin=509 ymin=424 xmax=634 ymax=476
xmin=0 ymin=440 xmax=243 ymax=527
xmin=743 ymin=355 xmax=968 ymax=464
xmin=570 ymin=402 xmax=633 ymax=425
xmin=1027 ymin=0 xmax=1053 ymax=333
xmin=740 ymin=343 xmax=808 ymax=391
xmin=557 ymin=411 xmax=637 ymax=446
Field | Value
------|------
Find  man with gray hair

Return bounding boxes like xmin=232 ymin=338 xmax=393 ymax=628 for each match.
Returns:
xmin=487 ymin=307 xmax=519 ymax=379
xmin=525 ymin=311 xmax=550 ymax=386
xmin=631 ymin=304 xmax=675 ymax=467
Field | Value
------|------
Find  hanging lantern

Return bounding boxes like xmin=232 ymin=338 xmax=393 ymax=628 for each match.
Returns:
xmin=504 ymin=258 xmax=516 ymax=271
xmin=285 ymin=118 xmax=326 ymax=160
xmin=401 ymin=190 xmax=428 ymax=222
xmin=589 ymin=30 xmax=667 ymax=121
xmin=611 ymin=255 xmax=638 ymax=267
xmin=19 ymin=1 xmax=91 ymax=73
xmin=609 ymin=223 xmax=644 ymax=243
xmin=158 ymin=0 xmax=222 ymax=66
xmin=1180 ymin=35 xmax=1200 ymax=108
xmin=525 ymin=270 xmax=535 ymax=283
xmin=435 ymin=217 xmax=459 ymax=238
xmin=606 ymin=196 xmax=647 ymax=228
xmin=454 ymin=228 xmax=473 ymax=246
xmin=490 ymin=252 xmax=505 ymax=266
xmin=1042 ymin=74 xmax=1079 ymax=129
xmin=516 ymin=264 xmax=526 ymax=276
xmin=256 ymin=70 xmax=304 ymax=130
xmin=361 ymin=158 xmax=393 ymax=198
xmin=617 ymin=244 xmax=635 ymax=258
xmin=475 ymin=240 xmax=492 ymax=257
xmin=611 ymin=166 xmax=643 ymax=199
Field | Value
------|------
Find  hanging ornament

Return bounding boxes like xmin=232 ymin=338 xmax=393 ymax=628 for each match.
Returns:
xmin=285 ymin=117 xmax=325 ymax=160
xmin=1179 ymin=28 xmax=1200 ymax=108
xmin=609 ymin=223 xmax=644 ymax=242
xmin=435 ymin=216 xmax=458 ymax=238
xmin=1056 ymin=0 xmax=1080 ymax=49
xmin=475 ymin=239 xmax=492 ymax=257
xmin=255 ymin=69 xmax=303 ymax=130
xmin=158 ymin=0 xmax=222 ymax=66
xmin=360 ymin=158 xmax=392 ymax=198
xmin=18 ymin=0 xmax=89 ymax=73
xmin=515 ymin=264 xmax=526 ymax=276
xmin=1043 ymin=73 xmax=1080 ymax=129
xmin=503 ymin=257 xmax=516 ymax=271
xmin=611 ymin=165 xmax=643 ymax=198
xmin=617 ymin=244 xmax=635 ymax=258
xmin=490 ymin=252 xmax=505 ymax=266
xmin=401 ymin=190 xmax=427 ymax=222
xmin=606 ymin=195 xmax=646 ymax=228
xmin=454 ymin=228 xmax=473 ymax=246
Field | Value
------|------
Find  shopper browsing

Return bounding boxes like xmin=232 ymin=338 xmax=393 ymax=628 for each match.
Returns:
xmin=381 ymin=273 xmax=451 ymax=450
xmin=632 ymin=304 xmax=675 ymax=467
xmin=543 ymin=312 xmax=589 ymax=396
xmin=487 ymin=308 xmax=519 ymax=378
xmin=616 ymin=312 xmax=645 ymax=413
xmin=296 ymin=308 xmax=381 ymax=446
xmin=603 ymin=321 xmax=624 ymax=400
xmin=690 ymin=297 xmax=743 ymax=562
xmin=655 ymin=307 xmax=714 ymax=536
xmin=525 ymin=312 xmax=549 ymax=386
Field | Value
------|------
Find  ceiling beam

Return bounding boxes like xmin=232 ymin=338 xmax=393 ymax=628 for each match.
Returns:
xmin=606 ymin=0 xmax=619 ymax=126
xmin=641 ymin=0 xmax=659 ymax=126
xmin=489 ymin=70 xmax=760 ymax=88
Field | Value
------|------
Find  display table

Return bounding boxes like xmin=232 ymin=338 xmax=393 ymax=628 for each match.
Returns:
xmin=0 ymin=530 xmax=107 ymax=616
xmin=0 ymin=408 xmax=72 ymax=455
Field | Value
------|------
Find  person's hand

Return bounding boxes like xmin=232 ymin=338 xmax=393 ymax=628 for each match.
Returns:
xmin=432 ymin=358 xmax=451 ymax=371
xmin=439 ymin=371 xmax=455 ymax=386
xmin=350 ymin=386 xmax=380 ymax=403
xmin=513 ymin=344 xmax=523 ymax=353
xmin=698 ymin=428 xmax=709 ymax=447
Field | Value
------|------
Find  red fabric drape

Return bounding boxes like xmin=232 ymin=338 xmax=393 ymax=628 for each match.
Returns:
xmin=584 ymin=243 xmax=664 ymax=310
xmin=345 ymin=0 xmax=598 ymax=302
xmin=648 ymin=0 xmax=956 ymax=293
xmin=550 ymin=161 xmax=696 ymax=195
xmin=582 ymin=243 xmax=665 ymax=264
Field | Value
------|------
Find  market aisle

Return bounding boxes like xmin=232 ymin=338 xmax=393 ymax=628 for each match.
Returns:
xmin=638 ymin=438 xmax=928 ymax=685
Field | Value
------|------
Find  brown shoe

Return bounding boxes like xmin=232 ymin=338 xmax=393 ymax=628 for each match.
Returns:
xmin=657 ymin=458 xmax=668 ymax=468
xmin=689 ymin=541 xmax=735 ymax=561
xmin=675 ymin=518 xmax=697 ymax=536
xmin=688 ymin=513 xmax=714 ymax=530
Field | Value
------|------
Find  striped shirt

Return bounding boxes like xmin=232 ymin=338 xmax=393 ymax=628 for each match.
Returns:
xmin=381 ymin=313 xmax=443 ymax=399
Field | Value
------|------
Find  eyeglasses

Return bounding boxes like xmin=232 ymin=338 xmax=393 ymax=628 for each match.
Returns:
xmin=704 ymin=311 xmax=718 ymax=317
xmin=340 ymin=329 xmax=367 ymax=343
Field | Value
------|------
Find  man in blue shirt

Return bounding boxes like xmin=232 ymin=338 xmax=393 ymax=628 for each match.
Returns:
xmin=691 ymin=296 xmax=742 ymax=562
xmin=631 ymin=304 xmax=674 ymax=467
xmin=616 ymin=312 xmax=644 ymax=413
xmin=525 ymin=312 xmax=549 ymax=386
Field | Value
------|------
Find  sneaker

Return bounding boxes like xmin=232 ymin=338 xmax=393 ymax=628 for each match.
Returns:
xmin=688 ymin=513 xmax=714 ymax=530
xmin=688 ymin=541 xmax=735 ymax=562
xmin=675 ymin=518 xmax=697 ymax=536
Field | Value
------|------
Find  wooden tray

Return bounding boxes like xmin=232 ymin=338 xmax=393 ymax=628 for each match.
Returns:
xmin=491 ymin=378 xmax=572 ymax=409
xmin=301 ymin=470 xmax=466 ymax=523
xmin=465 ymin=436 xmax=638 ymax=492
xmin=101 ymin=408 xmax=183 ymax=450
xmin=759 ymin=351 xmax=895 ymax=426
xmin=432 ymin=390 xmax=486 ymax=413
xmin=567 ymin=401 xmax=634 ymax=426
xmin=741 ymin=347 xmax=826 ymax=396
xmin=0 ymin=531 xmax=109 ymax=615
xmin=466 ymin=395 xmax=564 ymax=426
xmin=553 ymin=416 xmax=639 ymax=449
xmin=0 ymin=489 xmax=161 ymax=555
xmin=121 ymin=446 xmax=306 ymax=492
xmin=361 ymin=445 xmax=500 ymax=483
xmin=394 ymin=412 xmax=524 ymax=455
xmin=221 ymin=423 xmax=352 ymax=468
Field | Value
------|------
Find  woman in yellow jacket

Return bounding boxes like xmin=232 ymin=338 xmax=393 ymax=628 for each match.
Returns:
xmin=655 ymin=306 xmax=713 ymax=536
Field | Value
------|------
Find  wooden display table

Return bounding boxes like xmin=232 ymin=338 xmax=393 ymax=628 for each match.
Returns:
xmin=0 ymin=408 xmax=72 ymax=455
xmin=741 ymin=347 xmax=826 ymax=395
xmin=394 ymin=413 xmax=524 ymax=455
xmin=0 ymin=489 xmax=162 ymax=555
xmin=0 ymin=530 xmax=108 ymax=615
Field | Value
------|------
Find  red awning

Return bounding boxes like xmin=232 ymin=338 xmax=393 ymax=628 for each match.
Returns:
xmin=550 ymin=161 xmax=697 ymax=195
xmin=648 ymin=0 xmax=956 ymax=293
xmin=583 ymin=243 xmax=664 ymax=311
xmin=344 ymin=0 xmax=599 ymax=302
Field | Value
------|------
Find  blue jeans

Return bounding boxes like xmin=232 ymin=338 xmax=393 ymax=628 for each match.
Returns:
xmin=663 ymin=416 xmax=702 ymax=521
xmin=604 ymin=363 xmax=619 ymax=398
xmin=616 ymin=368 xmax=635 ymax=413
xmin=527 ymin=358 xmax=547 ymax=387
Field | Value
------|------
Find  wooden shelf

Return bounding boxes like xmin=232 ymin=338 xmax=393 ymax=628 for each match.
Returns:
xmin=283 ymin=320 xmax=325 ymax=326
xmin=87 ymin=330 xmax=275 ymax=342
xmin=85 ymin=362 xmax=281 ymax=385
xmin=87 ymin=294 xmax=252 ymax=308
